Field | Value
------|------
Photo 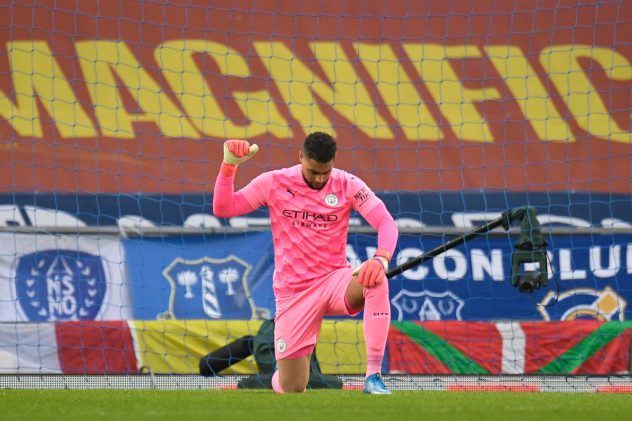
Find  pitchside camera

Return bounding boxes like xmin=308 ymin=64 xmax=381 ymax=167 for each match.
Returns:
xmin=386 ymin=206 xmax=549 ymax=296
xmin=506 ymin=207 xmax=548 ymax=293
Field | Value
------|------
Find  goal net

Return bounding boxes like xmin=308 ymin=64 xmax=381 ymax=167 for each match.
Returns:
xmin=1 ymin=0 xmax=631 ymax=389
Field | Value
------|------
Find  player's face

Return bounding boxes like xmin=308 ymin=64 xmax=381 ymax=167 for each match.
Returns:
xmin=299 ymin=152 xmax=334 ymax=190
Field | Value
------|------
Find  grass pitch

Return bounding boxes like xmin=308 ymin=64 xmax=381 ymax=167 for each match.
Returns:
xmin=1 ymin=389 xmax=631 ymax=421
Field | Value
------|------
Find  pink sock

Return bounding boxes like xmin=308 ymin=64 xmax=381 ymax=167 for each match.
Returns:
xmin=271 ymin=370 xmax=284 ymax=394
xmin=362 ymin=278 xmax=390 ymax=378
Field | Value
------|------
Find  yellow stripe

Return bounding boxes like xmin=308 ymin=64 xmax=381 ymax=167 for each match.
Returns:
xmin=317 ymin=320 xmax=365 ymax=375
xmin=131 ymin=319 xmax=366 ymax=375
xmin=132 ymin=320 xmax=262 ymax=374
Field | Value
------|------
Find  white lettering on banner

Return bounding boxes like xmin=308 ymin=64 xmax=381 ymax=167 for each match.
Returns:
xmin=183 ymin=214 xmax=223 ymax=228
xmin=451 ymin=212 xmax=594 ymax=229
xmin=603 ymin=218 xmax=632 ymax=228
xmin=346 ymin=243 xmax=632 ymax=283
xmin=556 ymin=249 xmax=587 ymax=280
xmin=228 ymin=217 xmax=271 ymax=228
xmin=590 ymin=245 xmax=620 ymax=278
xmin=471 ymin=249 xmax=504 ymax=281
xmin=538 ymin=215 xmax=591 ymax=228
xmin=0 ymin=205 xmax=28 ymax=226
xmin=395 ymin=248 xmax=429 ymax=280
xmin=0 ymin=205 xmax=628 ymax=229
xmin=118 ymin=216 xmax=157 ymax=235
xmin=23 ymin=206 xmax=88 ymax=228
xmin=46 ymin=268 xmax=78 ymax=319
xmin=396 ymin=218 xmax=425 ymax=230
xmin=433 ymin=249 xmax=468 ymax=281
xmin=451 ymin=212 xmax=503 ymax=228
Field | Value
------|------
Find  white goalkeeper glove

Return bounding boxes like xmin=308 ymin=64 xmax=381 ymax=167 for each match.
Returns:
xmin=223 ymin=139 xmax=259 ymax=165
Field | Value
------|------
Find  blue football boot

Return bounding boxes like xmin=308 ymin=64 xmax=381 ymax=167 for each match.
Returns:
xmin=363 ymin=373 xmax=392 ymax=395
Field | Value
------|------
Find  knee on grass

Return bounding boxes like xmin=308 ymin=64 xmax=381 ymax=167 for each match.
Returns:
xmin=272 ymin=370 xmax=307 ymax=394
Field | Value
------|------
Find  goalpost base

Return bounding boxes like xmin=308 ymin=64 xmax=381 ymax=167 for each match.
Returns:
xmin=2 ymin=374 xmax=632 ymax=393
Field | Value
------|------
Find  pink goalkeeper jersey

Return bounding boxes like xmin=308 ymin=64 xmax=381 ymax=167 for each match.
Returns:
xmin=238 ymin=165 xmax=383 ymax=296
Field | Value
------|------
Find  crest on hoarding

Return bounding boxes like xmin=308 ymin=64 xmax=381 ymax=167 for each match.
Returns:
xmin=538 ymin=286 xmax=627 ymax=321
xmin=391 ymin=289 xmax=465 ymax=321
xmin=15 ymin=250 xmax=106 ymax=321
xmin=163 ymin=255 xmax=255 ymax=319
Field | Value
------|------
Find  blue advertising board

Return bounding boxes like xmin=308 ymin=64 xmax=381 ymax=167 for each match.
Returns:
xmin=357 ymin=233 xmax=632 ymax=321
xmin=2 ymin=192 xmax=631 ymax=229
xmin=124 ymin=232 xmax=632 ymax=322
xmin=124 ymin=232 xmax=276 ymax=320
xmin=2 ymin=192 xmax=630 ymax=321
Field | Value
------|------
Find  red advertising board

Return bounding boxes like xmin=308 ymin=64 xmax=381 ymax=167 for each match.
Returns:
xmin=0 ymin=0 xmax=630 ymax=193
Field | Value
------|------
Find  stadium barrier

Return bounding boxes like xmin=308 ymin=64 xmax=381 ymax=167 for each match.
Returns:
xmin=1 ymin=319 xmax=630 ymax=375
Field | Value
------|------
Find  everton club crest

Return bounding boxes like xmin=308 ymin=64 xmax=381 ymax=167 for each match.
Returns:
xmin=162 ymin=255 xmax=255 ymax=319
xmin=391 ymin=289 xmax=465 ymax=321
xmin=15 ymin=250 xmax=107 ymax=321
xmin=538 ymin=286 xmax=627 ymax=321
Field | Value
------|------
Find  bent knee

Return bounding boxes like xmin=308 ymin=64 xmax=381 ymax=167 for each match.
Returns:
xmin=282 ymin=384 xmax=307 ymax=393
xmin=279 ymin=371 xmax=309 ymax=393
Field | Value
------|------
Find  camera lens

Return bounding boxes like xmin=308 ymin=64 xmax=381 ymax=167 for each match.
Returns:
xmin=516 ymin=271 xmax=539 ymax=293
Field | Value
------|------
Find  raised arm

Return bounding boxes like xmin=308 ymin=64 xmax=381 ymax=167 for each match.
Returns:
xmin=213 ymin=139 xmax=263 ymax=218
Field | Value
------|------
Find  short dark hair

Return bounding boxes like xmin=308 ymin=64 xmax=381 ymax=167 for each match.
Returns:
xmin=303 ymin=132 xmax=337 ymax=163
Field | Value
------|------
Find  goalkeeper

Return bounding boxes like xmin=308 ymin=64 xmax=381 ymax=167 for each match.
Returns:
xmin=213 ymin=132 xmax=398 ymax=394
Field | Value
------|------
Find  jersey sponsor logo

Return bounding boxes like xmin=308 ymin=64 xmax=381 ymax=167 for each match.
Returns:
xmin=282 ymin=210 xmax=338 ymax=222
xmin=391 ymin=289 xmax=465 ymax=321
xmin=324 ymin=194 xmax=339 ymax=207
xmin=282 ymin=209 xmax=338 ymax=229
xmin=276 ymin=338 xmax=287 ymax=353
xmin=538 ymin=286 xmax=626 ymax=321
xmin=15 ymin=250 xmax=107 ymax=321
xmin=162 ymin=255 xmax=256 ymax=319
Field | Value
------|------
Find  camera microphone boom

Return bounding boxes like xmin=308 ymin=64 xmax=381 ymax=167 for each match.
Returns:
xmin=386 ymin=207 xmax=549 ymax=293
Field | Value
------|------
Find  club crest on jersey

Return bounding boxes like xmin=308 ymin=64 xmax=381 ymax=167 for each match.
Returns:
xmin=162 ymin=255 xmax=255 ymax=319
xmin=391 ymin=289 xmax=464 ymax=321
xmin=276 ymin=338 xmax=287 ymax=353
xmin=538 ymin=286 xmax=626 ymax=321
xmin=324 ymin=193 xmax=339 ymax=207
xmin=15 ymin=250 xmax=107 ymax=321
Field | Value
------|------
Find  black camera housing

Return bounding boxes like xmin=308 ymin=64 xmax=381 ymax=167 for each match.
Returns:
xmin=515 ymin=270 xmax=544 ymax=293
xmin=504 ymin=207 xmax=549 ymax=294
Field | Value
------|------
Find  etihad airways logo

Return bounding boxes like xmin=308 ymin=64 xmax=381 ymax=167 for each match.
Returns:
xmin=282 ymin=209 xmax=338 ymax=229
xmin=282 ymin=210 xmax=338 ymax=222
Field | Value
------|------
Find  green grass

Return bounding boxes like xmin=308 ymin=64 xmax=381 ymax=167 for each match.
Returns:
xmin=1 ymin=389 xmax=631 ymax=421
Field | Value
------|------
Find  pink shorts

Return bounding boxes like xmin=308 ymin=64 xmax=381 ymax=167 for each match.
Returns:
xmin=273 ymin=266 xmax=361 ymax=360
